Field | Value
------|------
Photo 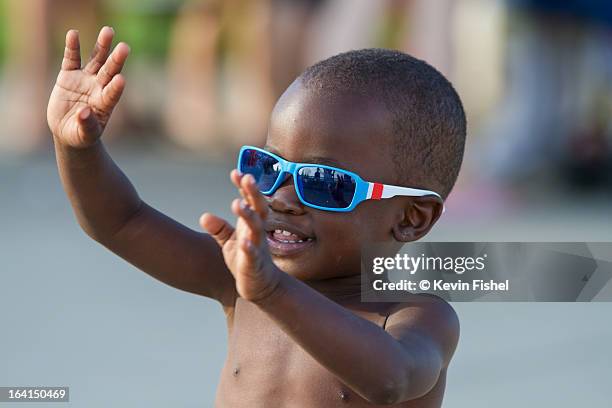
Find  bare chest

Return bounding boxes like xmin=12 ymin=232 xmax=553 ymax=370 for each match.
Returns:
xmin=213 ymin=300 xmax=432 ymax=408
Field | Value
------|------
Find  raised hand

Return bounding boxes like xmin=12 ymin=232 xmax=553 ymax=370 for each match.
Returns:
xmin=47 ymin=27 xmax=130 ymax=148
xmin=200 ymin=170 xmax=282 ymax=303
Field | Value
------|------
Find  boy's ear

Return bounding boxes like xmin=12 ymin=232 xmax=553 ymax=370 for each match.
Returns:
xmin=392 ymin=197 xmax=444 ymax=242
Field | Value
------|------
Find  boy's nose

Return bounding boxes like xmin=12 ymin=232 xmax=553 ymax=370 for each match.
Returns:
xmin=268 ymin=174 xmax=306 ymax=215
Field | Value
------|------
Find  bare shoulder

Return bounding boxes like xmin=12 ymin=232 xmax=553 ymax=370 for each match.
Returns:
xmin=384 ymin=295 xmax=460 ymax=367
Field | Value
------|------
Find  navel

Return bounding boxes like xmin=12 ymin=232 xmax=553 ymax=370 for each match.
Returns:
xmin=338 ymin=389 xmax=350 ymax=403
xmin=232 ymin=366 xmax=240 ymax=377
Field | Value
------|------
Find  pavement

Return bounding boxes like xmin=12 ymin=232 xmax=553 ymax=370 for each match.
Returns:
xmin=1 ymin=148 xmax=611 ymax=407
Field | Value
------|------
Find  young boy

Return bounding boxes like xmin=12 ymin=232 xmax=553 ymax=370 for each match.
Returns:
xmin=47 ymin=27 xmax=465 ymax=407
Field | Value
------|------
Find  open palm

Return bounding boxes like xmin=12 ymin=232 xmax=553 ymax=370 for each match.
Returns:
xmin=200 ymin=171 xmax=282 ymax=302
xmin=47 ymin=27 xmax=130 ymax=147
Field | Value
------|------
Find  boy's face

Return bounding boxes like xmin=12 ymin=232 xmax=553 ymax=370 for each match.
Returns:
xmin=263 ymin=80 xmax=410 ymax=281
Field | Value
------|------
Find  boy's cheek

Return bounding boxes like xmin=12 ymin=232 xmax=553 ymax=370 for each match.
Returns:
xmin=317 ymin=226 xmax=365 ymax=267
xmin=298 ymin=212 xmax=388 ymax=275
xmin=315 ymin=213 xmax=375 ymax=250
xmin=320 ymin=212 xmax=385 ymax=243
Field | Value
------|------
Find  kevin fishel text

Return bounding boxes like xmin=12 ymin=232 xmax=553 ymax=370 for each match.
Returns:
xmin=373 ymin=279 xmax=509 ymax=292
xmin=445 ymin=279 xmax=509 ymax=291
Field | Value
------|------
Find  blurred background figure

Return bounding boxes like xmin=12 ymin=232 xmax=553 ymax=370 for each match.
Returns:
xmin=164 ymin=0 xmax=275 ymax=153
xmin=479 ymin=0 xmax=612 ymax=191
xmin=0 ymin=0 xmax=610 ymax=195
xmin=0 ymin=0 xmax=49 ymax=153
xmin=0 ymin=0 xmax=103 ymax=152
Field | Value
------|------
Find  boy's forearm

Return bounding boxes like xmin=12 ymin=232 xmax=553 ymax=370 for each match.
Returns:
xmin=54 ymin=137 xmax=142 ymax=242
xmin=254 ymin=273 xmax=414 ymax=404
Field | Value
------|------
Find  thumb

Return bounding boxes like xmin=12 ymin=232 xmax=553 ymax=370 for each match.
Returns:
xmin=200 ymin=212 xmax=235 ymax=247
xmin=77 ymin=106 xmax=102 ymax=143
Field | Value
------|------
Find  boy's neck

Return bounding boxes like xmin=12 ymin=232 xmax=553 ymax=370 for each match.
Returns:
xmin=305 ymin=274 xmax=363 ymax=303
xmin=301 ymin=274 xmax=395 ymax=315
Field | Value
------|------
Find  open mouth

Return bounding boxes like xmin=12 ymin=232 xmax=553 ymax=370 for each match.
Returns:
xmin=265 ymin=223 xmax=316 ymax=257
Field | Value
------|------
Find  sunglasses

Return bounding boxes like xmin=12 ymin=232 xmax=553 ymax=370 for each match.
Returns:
xmin=237 ymin=145 xmax=443 ymax=212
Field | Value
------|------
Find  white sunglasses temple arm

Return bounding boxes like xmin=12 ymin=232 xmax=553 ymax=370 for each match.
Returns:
xmin=366 ymin=183 xmax=446 ymax=213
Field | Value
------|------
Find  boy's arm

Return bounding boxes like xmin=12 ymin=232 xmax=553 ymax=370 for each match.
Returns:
xmin=48 ymin=28 xmax=237 ymax=308
xmin=211 ymin=173 xmax=459 ymax=404
xmin=55 ymin=141 xmax=237 ymax=307
xmin=257 ymin=276 xmax=459 ymax=404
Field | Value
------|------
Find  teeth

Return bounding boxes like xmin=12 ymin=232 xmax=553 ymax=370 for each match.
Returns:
xmin=270 ymin=228 xmax=314 ymax=243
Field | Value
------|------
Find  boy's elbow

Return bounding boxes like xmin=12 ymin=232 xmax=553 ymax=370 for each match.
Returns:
xmin=365 ymin=383 xmax=402 ymax=405
xmin=76 ymin=217 xmax=112 ymax=244
xmin=364 ymin=374 xmax=409 ymax=405
xmin=75 ymin=218 xmax=103 ymax=242
xmin=75 ymin=218 xmax=119 ymax=248
xmin=364 ymin=367 xmax=436 ymax=405
xmin=76 ymin=201 xmax=146 ymax=244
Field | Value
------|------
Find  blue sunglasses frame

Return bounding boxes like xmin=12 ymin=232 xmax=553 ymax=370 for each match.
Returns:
xmin=238 ymin=145 xmax=443 ymax=213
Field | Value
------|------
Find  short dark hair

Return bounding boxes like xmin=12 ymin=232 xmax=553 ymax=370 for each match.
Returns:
xmin=300 ymin=49 xmax=466 ymax=199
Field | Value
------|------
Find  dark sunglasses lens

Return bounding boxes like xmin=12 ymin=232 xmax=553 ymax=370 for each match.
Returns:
xmin=239 ymin=149 xmax=281 ymax=192
xmin=297 ymin=166 xmax=356 ymax=209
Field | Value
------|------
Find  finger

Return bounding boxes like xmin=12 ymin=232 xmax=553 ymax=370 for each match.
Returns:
xmin=97 ymin=42 xmax=130 ymax=86
xmin=76 ymin=106 xmax=102 ymax=143
xmin=61 ymin=29 xmax=81 ymax=70
xmin=230 ymin=169 xmax=242 ymax=187
xmin=241 ymin=237 xmax=269 ymax=279
xmin=200 ymin=212 xmax=235 ymax=247
xmin=232 ymin=199 xmax=265 ymax=245
xmin=230 ymin=169 xmax=247 ymax=200
xmin=240 ymin=237 xmax=261 ymax=267
xmin=240 ymin=237 xmax=257 ymax=257
xmin=241 ymin=174 xmax=268 ymax=219
xmin=84 ymin=26 xmax=114 ymax=74
xmin=101 ymin=74 xmax=126 ymax=110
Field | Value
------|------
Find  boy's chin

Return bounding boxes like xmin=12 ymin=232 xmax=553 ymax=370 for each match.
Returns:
xmin=271 ymin=256 xmax=356 ymax=282
xmin=271 ymin=256 xmax=321 ymax=281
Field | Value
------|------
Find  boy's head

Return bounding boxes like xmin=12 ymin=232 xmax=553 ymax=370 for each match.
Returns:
xmin=262 ymin=48 xmax=466 ymax=281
